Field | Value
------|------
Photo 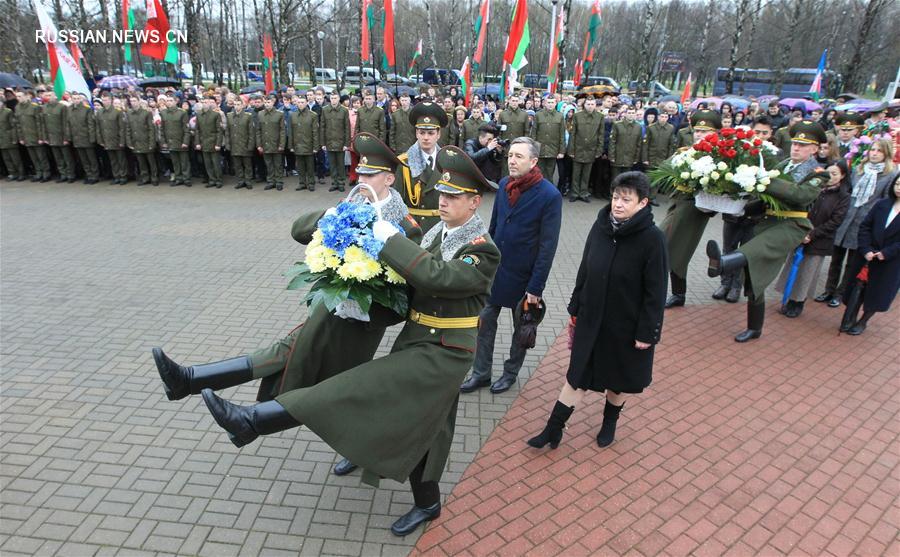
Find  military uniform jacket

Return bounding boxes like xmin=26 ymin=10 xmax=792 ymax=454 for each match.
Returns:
xmin=642 ymin=122 xmax=675 ymax=166
xmin=568 ymin=111 xmax=604 ymax=163
xmin=395 ymin=146 xmax=442 ymax=232
xmin=459 ymin=118 xmax=482 ymax=148
xmin=280 ymin=215 xmax=500 ymax=487
xmin=321 ymin=104 xmax=350 ymax=151
xmin=0 ymin=107 xmax=18 ymax=149
xmin=440 ymin=120 xmax=463 ymax=147
xmin=126 ymin=108 xmax=157 ymax=153
xmin=15 ymin=102 xmax=45 ymax=146
xmin=356 ymin=105 xmax=386 ymax=141
xmin=389 ymin=108 xmax=416 ymax=153
xmin=255 ymin=107 xmax=285 ymax=153
xmin=159 ymin=107 xmax=191 ymax=151
xmin=195 ymin=109 xmax=224 ymax=151
xmin=609 ymin=120 xmax=642 ymax=167
xmin=772 ymin=127 xmax=792 ymax=155
xmin=674 ymin=126 xmax=693 ymax=149
xmin=67 ymin=102 xmax=97 ymax=147
xmin=289 ymin=108 xmax=319 ymax=155
xmin=531 ymin=108 xmax=565 ymax=158
xmin=497 ymin=107 xmax=529 ymax=140
xmin=226 ymin=111 xmax=256 ymax=156
xmin=96 ymin=106 xmax=126 ymax=150
xmin=41 ymin=101 xmax=69 ymax=146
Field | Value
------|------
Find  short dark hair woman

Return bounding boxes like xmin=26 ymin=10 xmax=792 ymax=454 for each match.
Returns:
xmin=527 ymin=171 xmax=668 ymax=449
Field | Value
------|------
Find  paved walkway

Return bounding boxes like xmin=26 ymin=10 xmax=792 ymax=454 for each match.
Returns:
xmin=413 ymin=301 xmax=900 ymax=556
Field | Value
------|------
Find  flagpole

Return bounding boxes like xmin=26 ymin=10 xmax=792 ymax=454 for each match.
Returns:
xmin=483 ymin=15 xmax=490 ymax=95
xmin=547 ymin=1 xmax=557 ymax=95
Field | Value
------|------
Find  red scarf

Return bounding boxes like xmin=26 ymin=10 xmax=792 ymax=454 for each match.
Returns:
xmin=505 ymin=165 xmax=543 ymax=207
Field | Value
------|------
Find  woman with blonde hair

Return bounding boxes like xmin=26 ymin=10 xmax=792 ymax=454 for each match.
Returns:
xmin=820 ymin=138 xmax=899 ymax=306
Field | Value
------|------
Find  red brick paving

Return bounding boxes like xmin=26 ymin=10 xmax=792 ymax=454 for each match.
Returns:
xmin=413 ymin=301 xmax=900 ymax=556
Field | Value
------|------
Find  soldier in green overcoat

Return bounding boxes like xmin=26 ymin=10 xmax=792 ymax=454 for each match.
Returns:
xmin=388 ymin=93 xmax=416 ymax=154
xmin=40 ymin=91 xmax=76 ymax=182
xmin=706 ymin=121 xmax=826 ymax=342
xmin=458 ymin=105 xmax=485 ymax=148
xmin=674 ymin=123 xmax=693 ymax=150
xmin=199 ymin=144 xmax=500 ymax=537
xmin=256 ymin=94 xmax=286 ymax=191
xmin=641 ymin=110 xmax=675 ymax=169
xmin=96 ymin=97 xmax=129 ymax=184
xmin=66 ymin=92 xmax=99 ymax=183
xmin=226 ymin=97 xmax=256 ymax=189
xmin=531 ymin=96 xmax=565 ymax=182
xmin=126 ymin=98 xmax=159 ymax=185
xmin=660 ymin=110 xmax=721 ymax=308
xmin=15 ymin=91 xmax=51 ymax=181
xmin=0 ymin=103 xmax=24 ymax=180
xmin=195 ymin=97 xmax=225 ymax=188
xmin=321 ymin=92 xmax=350 ymax=192
xmin=356 ymin=91 xmax=386 ymax=141
xmin=159 ymin=96 xmax=192 ymax=186
xmin=394 ymin=102 xmax=447 ymax=232
xmin=497 ymin=95 xmax=530 ymax=177
xmin=567 ymin=96 xmax=604 ymax=202
xmin=289 ymin=95 xmax=320 ymax=191
xmin=609 ymin=105 xmax=643 ymax=181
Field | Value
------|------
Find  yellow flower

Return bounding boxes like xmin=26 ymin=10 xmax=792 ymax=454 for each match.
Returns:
xmin=309 ymin=229 xmax=323 ymax=247
xmin=305 ymin=244 xmax=328 ymax=273
xmin=337 ymin=259 xmax=381 ymax=282
xmin=384 ymin=266 xmax=406 ymax=284
xmin=342 ymin=245 xmax=369 ymax=264
xmin=323 ymin=248 xmax=341 ymax=270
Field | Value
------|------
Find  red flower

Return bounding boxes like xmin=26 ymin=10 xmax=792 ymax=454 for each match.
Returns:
xmin=741 ymin=142 xmax=751 ymax=150
xmin=753 ymin=138 xmax=762 ymax=146
xmin=721 ymin=128 xmax=736 ymax=137
xmin=750 ymin=148 xmax=760 ymax=155
xmin=735 ymin=129 xmax=746 ymax=140
xmin=744 ymin=129 xmax=755 ymax=138
xmin=728 ymin=149 xmax=738 ymax=158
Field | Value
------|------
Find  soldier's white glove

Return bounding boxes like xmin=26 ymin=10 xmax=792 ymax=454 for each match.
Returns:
xmin=324 ymin=207 xmax=338 ymax=217
xmin=373 ymin=220 xmax=400 ymax=243
xmin=333 ymin=299 xmax=370 ymax=322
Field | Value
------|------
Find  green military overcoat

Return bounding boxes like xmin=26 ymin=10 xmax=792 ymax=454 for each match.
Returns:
xmin=459 ymin=118 xmax=482 ymax=148
xmin=126 ymin=108 xmax=157 ymax=153
xmin=674 ymin=127 xmax=693 ymax=149
xmin=531 ymin=108 xmax=565 ymax=158
xmin=321 ymin=104 xmax=350 ymax=151
xmin=67 ymin=101 xmax=96 ymax=147
xmin=568 ymin=110 xmax=604 ymax=163
xmin=0 ymin=107 xmax=18 ymax=149
xmin=15 ymin=101 xmax=44 ymax=145
xmin=195 ymin=109 xmax=224 ymax=151
xmin=41 ymin=101 xmax=68 ymax=146
xmin=276 ymin=216 xmax=500 ymax=486
xmin=159 ymin=107 xmax=191 ymax=151
xmin=289 ymin=108 xmax=319 ymax=155
xmin=609 ymin=120 xmax=643 ymax=167
xmin=642 ymin=121 xmax=675 ymax=167
xmin=356 ymin=105 xmax=386 ymax=142
xmin=497 ymin=107 xmax=529 ymax=140
xmin=255 ymin=107 xmax=285 ymax=154
xmin=226 ymin=111 xmax=255 ymax=156
xmin=96 ymin=106 xmax=126 ymax=150
xmin=389 ymin=108 xmax=416 ymax=153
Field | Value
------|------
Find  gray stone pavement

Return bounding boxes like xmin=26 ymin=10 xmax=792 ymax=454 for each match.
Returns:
xmin=3 ymin=176 xmax=746 ymax=556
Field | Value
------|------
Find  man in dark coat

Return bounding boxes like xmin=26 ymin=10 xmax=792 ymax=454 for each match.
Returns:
xmin=461 ymin=137 xmax=562 ymax=394
xmin=198 ymin=146 xmax=500 ymax=537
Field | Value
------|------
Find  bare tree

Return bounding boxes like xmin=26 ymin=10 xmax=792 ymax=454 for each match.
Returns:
xmin=842 ymin=0 xmax=890 ymax=93
xmin=724 ymin=0 xmax=751 ymax=94
xmin=772 ymin=0 xmax=806 ymax=95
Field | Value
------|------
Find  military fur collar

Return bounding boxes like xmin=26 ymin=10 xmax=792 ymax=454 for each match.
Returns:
xmin=348 ymin=188 xmax=409 ymax=226
xmin=421 ymin=213 xmax=488 ymax=261
xmin=405 ymin=142 xmax=439 ymax=177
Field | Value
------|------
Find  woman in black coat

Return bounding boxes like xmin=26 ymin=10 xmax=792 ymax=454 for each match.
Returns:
xmin=527 ymin=172 xmax=668 ymax=449
xmin=844 ymin=174 xmax=900 ymax=335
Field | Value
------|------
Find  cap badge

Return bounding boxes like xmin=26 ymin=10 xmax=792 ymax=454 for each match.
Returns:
xmin=442 ymin=172 xmax=451 ymax=181
xmin=423 ymin=117 xmax=431 ymax=123
xmin=798 ymin=133 xmax=807 ymax=139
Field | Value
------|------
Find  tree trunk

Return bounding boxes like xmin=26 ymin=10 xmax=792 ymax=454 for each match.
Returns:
xmin=638 ymin=0 xmax=655 ymax=89
xmin=425 ymin=3 xmax=438 ymax=67
xmin=842 ymin=0 xmax=888 ymax=93
xmin=98 ymin=0 xmax=112 ymax=72
xmin=773 ymin=0 xmax=805 ymax=96
xmin=696 ymin=0 xmax=715 ymax=95
xmin=724 ymin=0 xmax=750 ymax=94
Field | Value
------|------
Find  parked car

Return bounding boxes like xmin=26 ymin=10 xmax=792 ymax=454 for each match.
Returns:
xmin=628 ymin=80 xmax=671 ymax=99
xmin=314 ymin=67 xmax=337 ymax=82
xmin=422 ymin=68 xmax=462 ymax=85
xmin=343 ymin=66 xmax=381 ymax=83
xmin=522 ymin=74 xmax=549 ymax=89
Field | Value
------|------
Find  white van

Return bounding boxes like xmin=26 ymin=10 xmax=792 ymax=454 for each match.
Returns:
xmin=315 ymin=68 xmax=337 ymax=82
xmin=343 ymin=66 xmax=381 ymax=82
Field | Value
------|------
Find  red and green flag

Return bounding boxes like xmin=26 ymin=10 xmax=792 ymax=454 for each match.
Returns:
xmin=407 ymin=39 xmax=422 ymax=77
xmin=361 ymin=0 xmax=374 ymax=62
xmin=460 ymin=56 xmax=472 ymax=107
xmin=382 ymin=0 xmax=395 ymax=72
xmin=34 ymin=0 xmax=92 ymax=100
xmin=263 ymin=33 xmax=274 ymax=94
xmin=581 ymin=0 xmax=601 ymax=76
xmin=139 ymin=0 xmax=179 ymax=64
xmin=546 ymin=7 xmax=565 ymax=93
xmin=473 ymin=0 xmax=490 ymax=70
xmin=122 ymin=0 xmax=136 ymax=63
xmin=680 ymin=72 xmax=692 ymax=105
xmin=503 ymin=0 xmax=530 ymax=72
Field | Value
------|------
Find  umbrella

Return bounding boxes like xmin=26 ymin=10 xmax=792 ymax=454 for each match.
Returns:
xmin=834 ymin=99 xmax=882 ymax=112
xmin=689 ymin=97 xmax=723 ymax=110
xmin=240 ymin=83 xmax=266 ymax=94
xmin=473 ymin=84 xmax=501 ymax=98
xmin=835 ymin=92 xmax=859 ymax=103
xmin=781 ymin=246 xmax=806 ymax=306
xmin=99 ymin=75 xmax=141 ymax=90
xmin=139 ymin=77 xmax=182 ymax=88
xmin=779 ymin=98 xmax=822 ymax=113
xmin=0 ymin=72 xmax=32 ymax=89
xmin=657 ymin=94 xmax=680 ymax=103
xmin=722 ymin=95 xmax=751 ymax=110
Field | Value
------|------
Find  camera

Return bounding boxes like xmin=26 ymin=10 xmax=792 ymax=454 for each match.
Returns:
xmin=497 ymin=138 xmax=511 ymax=148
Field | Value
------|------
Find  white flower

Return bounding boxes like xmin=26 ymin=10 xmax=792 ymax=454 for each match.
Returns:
xmin=699 ymin=176 xmax=710 ymax=186
xmin=680 ymin=172 xmax=690 ymax=179
xmin=743 ymin=183 xmax=755 ymax=192
xmin=725 ymin=172 xmax=734 ymax=181
xmin=757 ymin=184 xmax=767 ymax=192
xmin=690 ymin=155 xmax=717 ymax=177
xmin=710 ymin=171 xmax=720 ymax=180
xmin=716 ymin=161 xmax=728 ymax=171
xmin=768 ymin=170 xmax=780 ymax=178
xmin=760 ymin=177 xmax=771 ymax=185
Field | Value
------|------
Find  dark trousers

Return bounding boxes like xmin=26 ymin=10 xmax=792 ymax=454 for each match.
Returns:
xmin=824 ymin=245 xmax=855 ymax=296
xmin=201 ymin=151 xmax=223 ymax=185
xmin=170 ymin=151 xmax=191 ymax=184
xmin=252 ymin=152 xmax=266 ymax=181
xmin=134 ymin=152 xmax=158 ymax=183
xmin=557 ymin=156 xmax=572 ymax=194
xmin=409 ymin=454 xmax=440 ymax=508
xmin=107 ymin=149 xmax=127 ymax=180
xmin=295 ymin=154 xmax=315 ymax=188
xmin=26 ymin=145 xmax=51 ymax=178
xmin=1 ymin=147 xmax=24 ymax=177
xmin=315 ymin=149 xmax=328 ymax=178
xmin=471 ymin=303 xmax=529 ymax=380
xmin=49 ymin=145 xmax=76 ymax=179
xmin=232 ymin=155 xmax=253 ymax=184
xmin=570 ymin=161 xmax=593 ymax=199
xmin=591 ymin=157 xmax=613 ymax=198
xmin=284 ymin=151 xmax=296 ymax=173
xmin=721 ymin=218 xmax=756 ymax=289
xmin=537 ymin=158 xmax=557 ymax=184
xmin=327 ymin=151 xmax=346 ymax=188
xmin=263 ymin=153 xmax=284 ymax=186
xmin=75 ymin=147 xmax=99 ymax=179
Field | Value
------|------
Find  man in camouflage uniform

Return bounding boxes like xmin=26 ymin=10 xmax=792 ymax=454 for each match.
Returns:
xmin=256 ymin=94 xmax=286 ymax=191
xmin=289 ymin=94 xmax=319 ymax=191
xmin=160 ymin=96 xmax=192 ymax=186
xmin=321 ymin=92 xmax=350 ymax=192
xmin=226 ymin=97 xmax=256 ymax=189
xmin=126 ymin=97 xmax=159 ymax=185
xmin=195 ymin=96 xmax=225 ymax=188
xmin=15 ymin=91 xmax=50 ymax=182
xmin=531 ymin=96 xmax=565 ymax=182
xmin=66 ymin=92 xmax=99 ymax=184
xmin=96 ymin=96 xmax=129 ymax=184
xmin=41 ymin=91 xmax=76 ymax=182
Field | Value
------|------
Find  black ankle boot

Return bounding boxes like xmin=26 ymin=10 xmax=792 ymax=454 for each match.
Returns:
xmin=153 ymin=348 xmax=253 ymax=400
xmin=735 ymin=300 xmax=765 ymax=342
xmin=596 ymin=400 xmax=624 ymax=447
xmin=527 ymin=401 xmax=574 ymax=449
xmin=201 ymin=389 xmax=300 ymax=447
xmin=707 ymin=241 xmax=748 ymax=278
xmin=665 ymin=273 xmax=687 ymax=308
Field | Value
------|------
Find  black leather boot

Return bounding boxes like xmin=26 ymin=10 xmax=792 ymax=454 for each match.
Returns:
xmin=526 ymin=401 xmax=575 ymax=449
xmin=665 ymin=273 xmax=687 ymax=308
xmin=390 ymin=503 xmax=441 ymax=536
xmin=332 ymin=458 xmax=358 ymax=476
xmin=596 ymin=400 xmax=624 ymax=447
xmin=735 ymin=300 xmax=765 ymax=342
xmin=712 ymin=284 xmax=729 ymax=300
xmin=707 ymin=240 xmax=748 ymax=278
xmin=201 ymin=389 xmax=300 ymax=447
xmin=153 ymin=348 xmax=253 ymax=401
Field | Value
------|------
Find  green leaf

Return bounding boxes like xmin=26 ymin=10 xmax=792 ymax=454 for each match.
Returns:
xmin=349 ymin=285 xmax=373 ymax=313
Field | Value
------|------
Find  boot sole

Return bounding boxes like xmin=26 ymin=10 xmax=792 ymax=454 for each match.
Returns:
xmin=152 ymin=347 xmax=185 ymax=401
xmin=200 ymin=389 xmax=255 ymax=448
xmin=706 ymin=241 xmax=721 ymax=277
